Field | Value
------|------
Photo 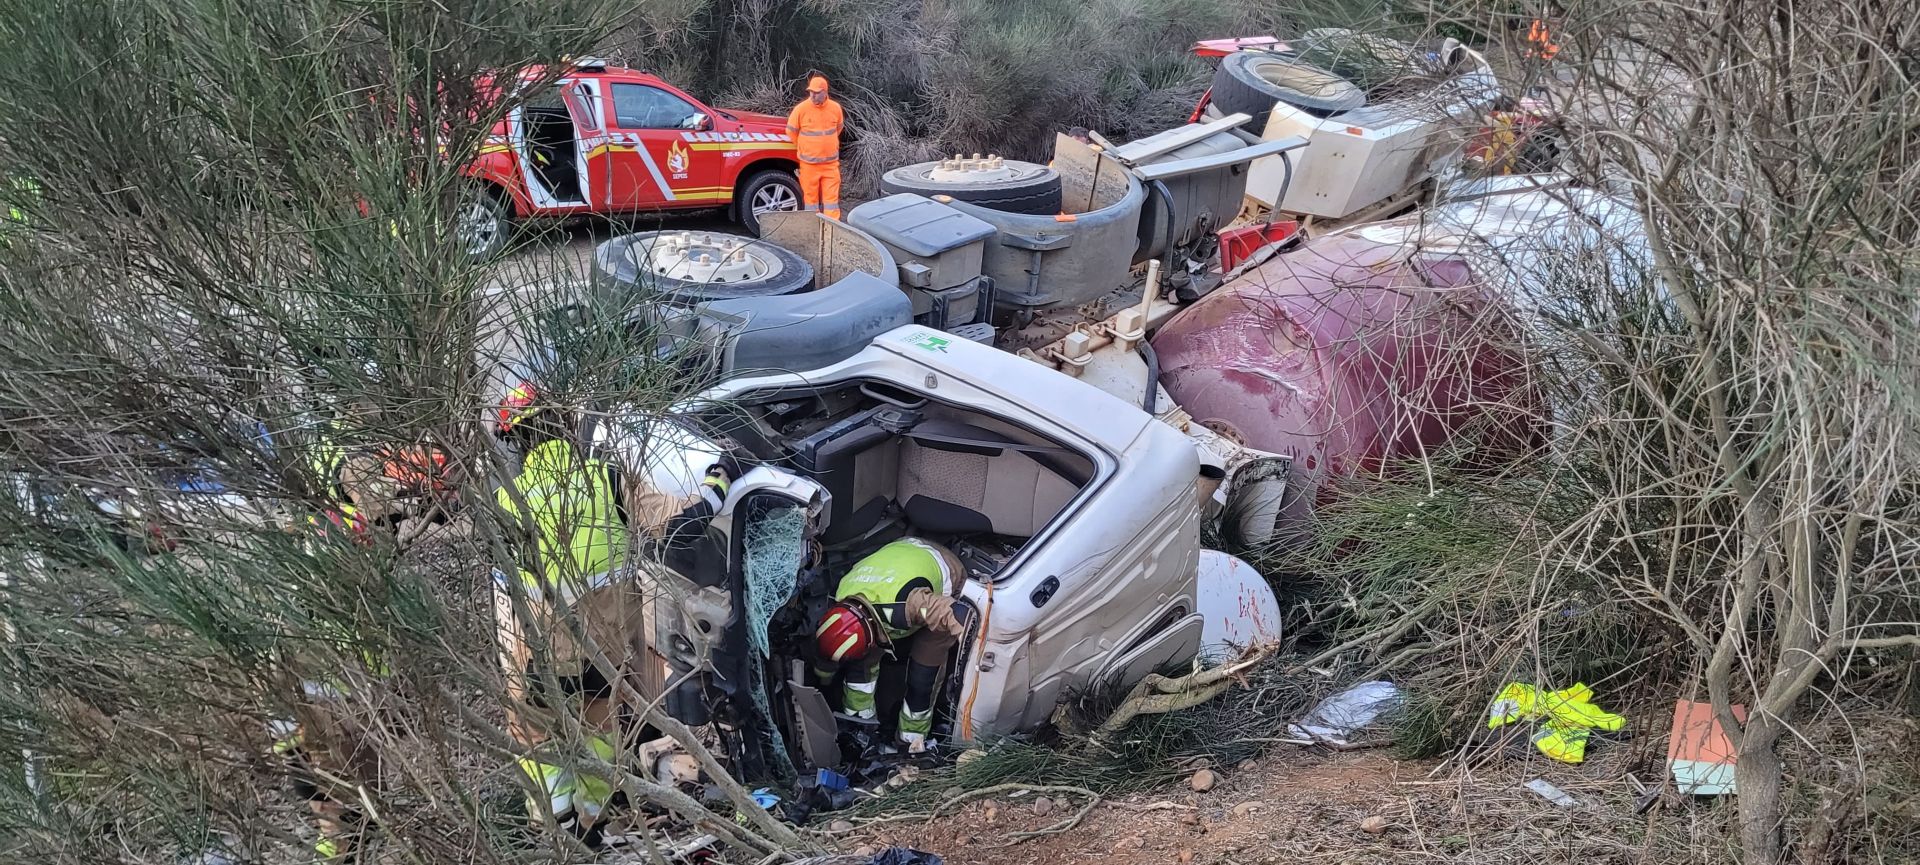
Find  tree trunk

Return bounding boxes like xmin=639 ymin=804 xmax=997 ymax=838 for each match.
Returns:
xmin=1735 ymin=711 xmax=1787 ymax=864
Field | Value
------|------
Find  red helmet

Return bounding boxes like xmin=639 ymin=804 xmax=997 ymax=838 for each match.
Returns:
xmin=815 ymin=602 xmax=874 ymax=664
xmin=495 ymin=382 xmax=542 ymax=435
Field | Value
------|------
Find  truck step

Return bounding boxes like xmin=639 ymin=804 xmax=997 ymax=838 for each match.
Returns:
xmin=950 ymin=322 xmax=995 ymax=345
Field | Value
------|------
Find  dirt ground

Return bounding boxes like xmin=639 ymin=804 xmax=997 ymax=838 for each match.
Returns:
xmin=840 ymin=740 xmax=1732 ymax=865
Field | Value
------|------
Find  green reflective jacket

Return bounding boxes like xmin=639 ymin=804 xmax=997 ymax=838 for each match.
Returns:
xmin=834 ymin=538 xmax=954 ymax=640
xmin=497 ymin=439 xmax=628 ymax=592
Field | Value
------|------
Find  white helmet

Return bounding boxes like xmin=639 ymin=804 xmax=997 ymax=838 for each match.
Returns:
xmin=592 ymin=415 xmax=727 ymax=500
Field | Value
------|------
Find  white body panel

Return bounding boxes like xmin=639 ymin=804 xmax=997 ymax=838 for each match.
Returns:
xmin=1239 ymin=48 xmax=1500 ymax=218
xmin=700 ymin=326 xmax=1215 ymax=738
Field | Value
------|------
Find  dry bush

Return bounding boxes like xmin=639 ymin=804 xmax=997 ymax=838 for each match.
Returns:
xmin=0 ymin=0 xmax=810 ymax=862
xmin=603 ymin=0 xmax=1277 ymax=196
xmin=1256 ymin=2 xmax=1920 ymax=863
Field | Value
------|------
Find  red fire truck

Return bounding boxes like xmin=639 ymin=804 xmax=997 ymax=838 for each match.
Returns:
xmin=459 ymin=60 xmax=803 ymax=258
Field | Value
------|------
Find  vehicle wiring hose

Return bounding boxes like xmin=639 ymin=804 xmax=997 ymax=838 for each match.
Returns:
xmin=1139 ymin=339 xmax=1161 ymax=416
xmin=958 ymin=576 xmax=994 ymax=741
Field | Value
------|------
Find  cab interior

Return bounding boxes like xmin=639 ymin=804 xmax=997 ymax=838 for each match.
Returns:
xmin=709 ymin=377 xmax=1096 ymax=576
xmin=520 ymin=87 xmax=583 ymax=204
xmin=689 ymin=377 xmax=1098 ymax=774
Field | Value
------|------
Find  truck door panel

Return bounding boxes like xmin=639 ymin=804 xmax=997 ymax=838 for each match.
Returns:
xmin=651 ymin=468 xmax=826 ymax=717
xmin=963 ymin=462 xmax=1201 ymax=737
xmin=607 ymin=82 xmax=723 ymax=209
xmin=561 ymin=80 xmax=612 ymax=208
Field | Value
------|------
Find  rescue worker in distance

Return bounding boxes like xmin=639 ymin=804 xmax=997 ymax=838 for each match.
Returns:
xmin=812 ymin=538 xmax=970 ymax=751
xmin=275 ymin=413 xmax=398 ymax=860
xmin=786 ymin=74 xmax=844 ymax=220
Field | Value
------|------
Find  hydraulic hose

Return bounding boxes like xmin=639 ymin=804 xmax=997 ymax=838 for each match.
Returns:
xmin=1139 ymin=337 xmax=1161 ymax=416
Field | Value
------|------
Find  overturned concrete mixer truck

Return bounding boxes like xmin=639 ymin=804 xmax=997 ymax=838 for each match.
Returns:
xmin=506 ymin=34 xmax=1639 ymax=786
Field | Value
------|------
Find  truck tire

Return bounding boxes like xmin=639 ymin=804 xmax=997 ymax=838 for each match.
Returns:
xmin=592 ymin=230 xmax=814 ymax=303
xmin=879 ymin=160 xmax=1062 ymax=215
xmin=734 ymin=169 xmax=802 ymax=237
xmin=457 ymin=185 xmax=515 ymax=261
xmin=1211 ymin=51 xmax=1365 ymax=125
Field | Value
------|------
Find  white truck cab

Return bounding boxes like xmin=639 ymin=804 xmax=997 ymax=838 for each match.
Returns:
xmin=605 ymin=321 xmax=1265 ymax=780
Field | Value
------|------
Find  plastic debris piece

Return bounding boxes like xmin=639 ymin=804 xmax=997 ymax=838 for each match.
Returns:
xmin=1286 ymin=681 xmax=1402 ymax=746
xmin=816 ymin=767 xmax=851 ymax=792
xmin=1668 ymin=699 xmax=1745 ymax=795
xmin=1525 ymin=778 xmax=1578 ymax=808
xmin=870 ymin=848 xmax=945 ymax=865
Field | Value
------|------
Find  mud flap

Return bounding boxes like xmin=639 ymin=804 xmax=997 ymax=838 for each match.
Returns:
xmin=758 ymin=211 xmax=899 ymax=289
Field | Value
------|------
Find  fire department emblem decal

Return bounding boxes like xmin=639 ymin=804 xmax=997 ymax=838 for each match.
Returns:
xmin=666 ymin=141 xmax=689 ymax=175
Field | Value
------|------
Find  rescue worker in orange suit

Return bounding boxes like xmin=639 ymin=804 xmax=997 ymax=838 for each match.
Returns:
xmin=787 ymin=75 xmax=845 ymax=220
xmin=811 ymin=538 xmax=970 ymax=751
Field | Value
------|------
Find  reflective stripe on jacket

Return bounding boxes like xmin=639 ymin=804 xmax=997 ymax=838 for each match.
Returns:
xmin=786 ymin=98 xmax=844 ymax=165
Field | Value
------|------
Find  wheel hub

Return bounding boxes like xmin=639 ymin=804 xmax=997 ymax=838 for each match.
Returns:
xmin=926 ymin=153 xmax=1029 ymax=184
xmin=641 ymin=232 xmax=776 ymax=284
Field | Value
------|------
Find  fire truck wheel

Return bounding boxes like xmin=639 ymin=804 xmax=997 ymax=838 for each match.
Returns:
xmin=457 ymin=185 xmax=515 ymax=261
xmin=1211 ymin=51 xmax=1365 ymax=126
xmin=736 ymin=170 xmax=803 ymax=237
xmin=592 ymin=230 xmax=814 ymax=303
xmin=879 ymin=159 xmax=1061 ymax=215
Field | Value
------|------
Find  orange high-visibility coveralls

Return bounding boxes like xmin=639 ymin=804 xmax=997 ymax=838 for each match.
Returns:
xmin=787 ymin=76 xmax=845 ymax=220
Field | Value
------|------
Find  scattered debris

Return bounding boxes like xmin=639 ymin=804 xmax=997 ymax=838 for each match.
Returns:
xmin=1359 ymin=815 xmax=1391 ymax=834
xmin=828 ymin=820 xmax=857 ymax=833
xmin=1286 ymin=681 xmax=1403 ymax=747
xmin=1112 ymin=800 xmax=1193 ymax=812
xmin=1486 ymin=682 xmax=1626 ymax=764
xmin=816 ymin=767 xmax=852 ymax=792
xmin=663 ymin=833 xmax=720 ymax=860
xmin=1111 ymin=835 xmax=1145 ymax=852
xmin=1190 ymin=769 xmax=1220 ymax=792
xmin=868 ymin=847 xmax=945 ymax=865
xmin=655 ymin=753 xmax=701 ymax=786
xmin=1032 ymin=796 xmax=1055 ymax=817
xmin=1178 ymin=849 xmax=1195 ymax=863
xmin=1231 ymin=801 xmax=1261 ymax=819
xmin=1180 ymin=811 xmax=1202 ymax=825
xmin=956 ymin=749 xmax=986 ymax=767
xmin=1525 ymin=778 xmax=1579 ymax=808
xmin=1629 ymin=774 xmax=1664 ymax=814
xmin=1668 ymin=699 xmax=1746 ymax=795
xmin=1235 ymin=758 xmax=1256 ymax=771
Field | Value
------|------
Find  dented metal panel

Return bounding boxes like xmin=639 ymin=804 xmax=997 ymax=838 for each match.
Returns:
xmin=1151 ymin=231 xmax=1544 ymax=526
